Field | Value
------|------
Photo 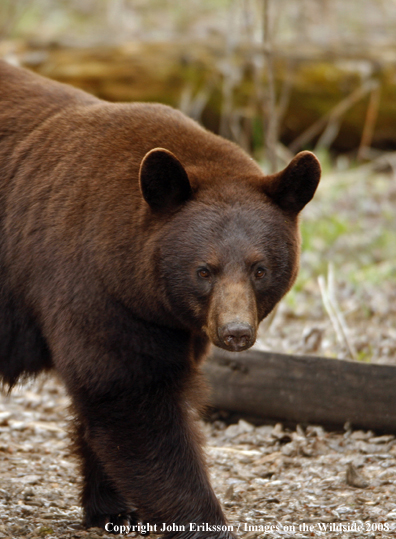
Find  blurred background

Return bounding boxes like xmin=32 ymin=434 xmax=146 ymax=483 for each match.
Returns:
xmin=1 ymin=0 xmax=395 ymax=363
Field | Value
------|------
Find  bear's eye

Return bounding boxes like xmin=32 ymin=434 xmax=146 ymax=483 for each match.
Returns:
xmin=254 ymin=267 xmax=267 ymax=280
xmin=197 ymin=268 xmax=211 ymax=280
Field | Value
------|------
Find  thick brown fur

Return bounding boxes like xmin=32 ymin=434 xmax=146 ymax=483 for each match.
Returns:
xmin=0 ymin=60 xmax=321 ymax=537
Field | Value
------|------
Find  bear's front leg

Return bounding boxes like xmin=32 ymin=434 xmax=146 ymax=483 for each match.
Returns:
xmin=67 ymin=373 xmax=236 ymax=538
xmin=74 ymin=420 xmax=140 ymax=530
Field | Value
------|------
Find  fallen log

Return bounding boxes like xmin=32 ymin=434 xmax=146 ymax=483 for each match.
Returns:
xmin=204 ymin=348 xmax=396 ymax=432
xmin=2 ymin=39 xmax=396 ymax=152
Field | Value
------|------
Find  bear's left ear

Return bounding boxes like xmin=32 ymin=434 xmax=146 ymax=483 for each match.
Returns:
xmin=262 ymin=151 xmax=321 ymax=213
xmin=139 ymin=148 xmax=192 ymax=212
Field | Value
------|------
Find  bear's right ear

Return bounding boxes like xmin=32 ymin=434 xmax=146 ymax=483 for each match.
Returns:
xmin=139 ymin=148 xmax=192 ymax=212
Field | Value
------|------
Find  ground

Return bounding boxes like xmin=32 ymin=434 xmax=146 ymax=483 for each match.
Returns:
xmin=0 ymin=374 xmax=395 ymax=539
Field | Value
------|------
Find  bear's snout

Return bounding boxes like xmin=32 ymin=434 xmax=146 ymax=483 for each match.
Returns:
xmin=205 ymin=277 xmax=258 ymax=352
xmin=218 ymin=322 xmax=254 ymax=351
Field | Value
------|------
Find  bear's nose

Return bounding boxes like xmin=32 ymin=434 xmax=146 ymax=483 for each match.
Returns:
xmin=219 ymin=322 xmax=254 ymax=351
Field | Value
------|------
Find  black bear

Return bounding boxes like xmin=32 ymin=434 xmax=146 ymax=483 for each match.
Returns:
xmin=0 ymin=60 xmax=321 ymax=537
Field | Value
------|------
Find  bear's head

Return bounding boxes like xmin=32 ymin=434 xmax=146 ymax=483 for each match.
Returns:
xmin=139 ymin=148 xmax=320 ymax=352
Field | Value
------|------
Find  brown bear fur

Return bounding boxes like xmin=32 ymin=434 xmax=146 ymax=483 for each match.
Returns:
xmin=0 ymin=60 xmax=321 ymax=537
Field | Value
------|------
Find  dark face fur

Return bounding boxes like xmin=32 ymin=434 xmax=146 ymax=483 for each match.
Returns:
xmin=139 ymin=148 xmax=321 ymax=352
xmin=159 ymin=202 xmax=298 ymax=351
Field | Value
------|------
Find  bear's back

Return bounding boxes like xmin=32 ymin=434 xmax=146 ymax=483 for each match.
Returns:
xmin=0 ymin=60 xmax=262 ymax=198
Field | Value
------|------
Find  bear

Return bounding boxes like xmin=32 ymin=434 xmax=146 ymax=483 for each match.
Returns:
xmin=0 ymin=59 xmax=321 ymax=537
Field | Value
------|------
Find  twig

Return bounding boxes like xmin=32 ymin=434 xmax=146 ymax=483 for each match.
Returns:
xmin=218 ymin=0 xmax=243 ymax=141
xmin=318 ymin=275 xmax=344 ymax=350
xmin=262 ymin=0 xmax=278 ymax=172
xmin=327 ymin=264 xmax=357 ymax=360
xmin=290 ymin=79 xmax=379 ymax=153
xmin=179 ymin=79 xmax=215 ymax=122
xmin=318 ymin=265 xmax=356 ymax=360
xmin=315 ymin=118 xmax=341 ymax=151
xmin=357 ymin=85 xmax=381 ymax=161
xmin=275 ymin=57 xmax=295 ymax=131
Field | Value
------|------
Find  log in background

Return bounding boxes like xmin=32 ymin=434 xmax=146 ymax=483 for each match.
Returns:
xmin=2 ymin=39 xmax=396 ymax=153
xmin=204 ymin=348 xmax=396 ymax=432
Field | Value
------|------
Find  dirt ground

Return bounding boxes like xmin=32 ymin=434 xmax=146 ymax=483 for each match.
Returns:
xmin=0 ymin=374 xmax=395 ymax=539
